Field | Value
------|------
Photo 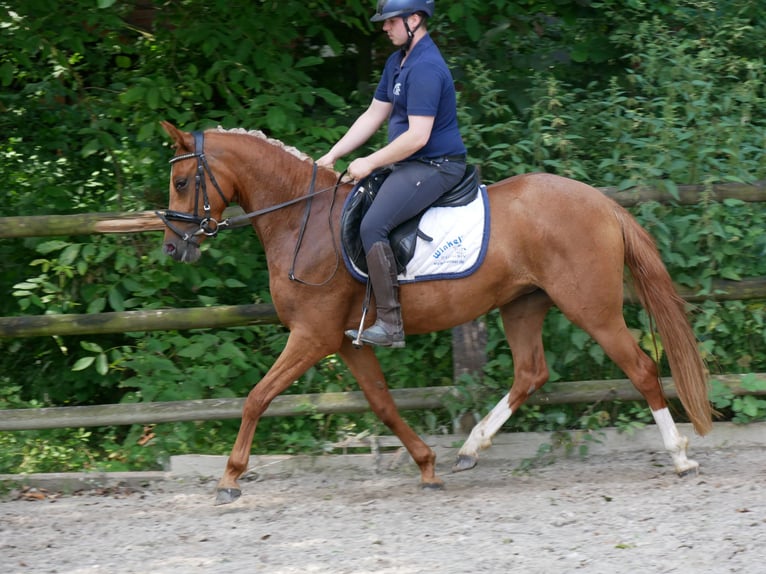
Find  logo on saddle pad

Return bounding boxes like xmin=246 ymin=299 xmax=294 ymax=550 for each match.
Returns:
xmin=433 ymin=236 xmax=465 ymax=262
xmin=340 ymin=167 xmax=490 ymax=284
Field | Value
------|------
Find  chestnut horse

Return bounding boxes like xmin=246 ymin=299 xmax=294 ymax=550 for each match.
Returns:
xmin=158 ymin=122 xmax=712 ymax=505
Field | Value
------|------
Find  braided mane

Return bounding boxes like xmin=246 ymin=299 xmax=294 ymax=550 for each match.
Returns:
xmin=213 ymin=126 xmax=311 ymax=162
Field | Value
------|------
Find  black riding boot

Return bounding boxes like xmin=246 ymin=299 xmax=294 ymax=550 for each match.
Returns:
xmin=346 ymin=241 xmax=405 ymax=348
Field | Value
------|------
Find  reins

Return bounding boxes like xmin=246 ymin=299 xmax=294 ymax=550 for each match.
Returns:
xmin=156 ymin=130 xmax=346 ymax=285
xmin=288 ymin=165 xmax=345 ymax=287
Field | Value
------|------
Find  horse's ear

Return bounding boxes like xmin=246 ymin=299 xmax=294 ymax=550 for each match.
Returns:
xmin=160 ymin=120 xmax=193 ymax=152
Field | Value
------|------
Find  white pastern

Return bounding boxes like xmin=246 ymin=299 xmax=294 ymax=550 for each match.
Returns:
xmin=652 ymin=407 xmax=699 ymax=475
xmin=458 ymin=392 xmax=513 ymax=456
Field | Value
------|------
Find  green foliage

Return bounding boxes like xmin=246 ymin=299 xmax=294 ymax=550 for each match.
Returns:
xmin=0 ymin=382 xmax=115 ymax=473
xmin=457 ymin=13 xmax=766 ymax=188
xmin=1 ymin=0 xmax=765 ymax=473
xmin=710 ymin=374 xmax=766 ymax=424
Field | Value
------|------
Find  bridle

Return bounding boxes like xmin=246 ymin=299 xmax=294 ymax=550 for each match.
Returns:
xmin=156 ymin=131 xmax=230 ymax=245
xmin=156 ymin=130 xmax=344 ymax=285
xmin=156 ymin=130 xmax=340 ymax=241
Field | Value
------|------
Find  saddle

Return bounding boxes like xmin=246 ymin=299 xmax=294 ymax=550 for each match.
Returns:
xmin=341 ymin=164 xmax=480 ymax=274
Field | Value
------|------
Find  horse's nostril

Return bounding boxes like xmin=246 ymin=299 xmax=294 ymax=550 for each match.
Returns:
xmin=164 ymin=243 xmax=176 ymax=254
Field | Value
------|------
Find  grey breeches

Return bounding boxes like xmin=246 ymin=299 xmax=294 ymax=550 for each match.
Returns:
xmin=360 ymin=159 xmax=466 ymax=253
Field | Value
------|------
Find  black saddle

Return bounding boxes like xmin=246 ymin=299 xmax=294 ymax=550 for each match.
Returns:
xmin=341 ymin=164 xmax=480 ymax=274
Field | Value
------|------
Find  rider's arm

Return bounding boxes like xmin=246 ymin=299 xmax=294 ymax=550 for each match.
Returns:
xmin=317 ymin=98 xmax=392 ymax=168
xmin=347 ymin=115 xmax=434 ymax=180
xmin=365 ymin=115 xmax=433 ymax=166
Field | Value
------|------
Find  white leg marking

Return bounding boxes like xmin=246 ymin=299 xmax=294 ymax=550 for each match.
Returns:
xmin=652 ymin=407 xmax=699 ymax=475
xmin=458 ymin=392 xmax=513 ymax=457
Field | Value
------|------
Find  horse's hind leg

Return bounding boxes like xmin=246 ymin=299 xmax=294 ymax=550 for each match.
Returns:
xmin=594 ymin=326 xmax=698 ymax=475
xmin=454 ymin=290 xmax=553 ymax=472
xmin=339 ymin=338 xmax=444 ymax=489
xmin=650 ymin=406 xmax=699 ymax=476
xmin=552 ymin=282 xmax=699 ymax=476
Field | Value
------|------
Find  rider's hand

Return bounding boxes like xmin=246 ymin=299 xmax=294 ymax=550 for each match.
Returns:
xmin=347 ymin=157 xmax=375 ymax=181
xmin=316 ymin=154 xmax=335 ymax=169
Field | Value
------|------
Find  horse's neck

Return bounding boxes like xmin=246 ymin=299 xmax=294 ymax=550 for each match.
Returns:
xmin=231 ymin=140 xmax=343 ymax=256
xmin=234 ymin=142 xmax=315 ymax=221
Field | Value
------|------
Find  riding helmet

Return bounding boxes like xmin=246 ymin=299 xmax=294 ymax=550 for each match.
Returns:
xmin=370 ymin=0 xmax=435 ymax=22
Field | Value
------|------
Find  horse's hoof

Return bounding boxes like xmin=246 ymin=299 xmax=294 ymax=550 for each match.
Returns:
xmin=214 ymin=487 xmax=242 ymax=506
xmin=676 ymin=465 xmax=700 ymax=478
xmin=452 ymin=454 xmax=478 ymax=473
xmin=420 ymin=480 xmax=445 ymax=491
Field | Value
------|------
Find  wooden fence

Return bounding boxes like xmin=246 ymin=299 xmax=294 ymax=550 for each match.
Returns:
xmin=1 ymin=180 xmax=765 ymax=431
xmin=1 ymin=374 xmax=764 ymax=432
xmin=2 ymin=180 xmax=765 ymax=240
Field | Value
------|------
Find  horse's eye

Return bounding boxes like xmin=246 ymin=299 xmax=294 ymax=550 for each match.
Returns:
xmin=174 ymin=178 xmax=188 ymax=191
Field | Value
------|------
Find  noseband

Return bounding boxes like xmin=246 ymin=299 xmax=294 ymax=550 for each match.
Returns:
xmin=156 ymin=131 xmax=228 ymax=245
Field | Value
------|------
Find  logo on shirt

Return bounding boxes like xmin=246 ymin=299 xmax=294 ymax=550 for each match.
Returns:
xmin=393 ymin=82 xmax=401 ymax=96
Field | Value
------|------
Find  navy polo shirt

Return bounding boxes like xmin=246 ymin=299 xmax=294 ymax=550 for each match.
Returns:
xmin=374 ymin=34 xmax=466 ymax=160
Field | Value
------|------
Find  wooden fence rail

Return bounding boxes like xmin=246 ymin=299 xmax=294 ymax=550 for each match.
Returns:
xmin=0 ymin=303 xmax=279 ymax=338
xmin=1 ymin=374 xmax=763 ymax=432
xmin=1 ymin=181 xmax=764 ymax=239
xmin=1 ymin=276 xmax=764 ymax=339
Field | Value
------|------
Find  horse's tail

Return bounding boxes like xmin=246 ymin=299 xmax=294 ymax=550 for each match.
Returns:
xmin=614 ymin=204 xmax=713 ymax=436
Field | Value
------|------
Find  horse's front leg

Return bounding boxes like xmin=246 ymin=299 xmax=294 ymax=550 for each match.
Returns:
xmin=215 ymin=331 xmax=333 ymax=505
xmin=338 ymin=339 xmax=443 ymax=489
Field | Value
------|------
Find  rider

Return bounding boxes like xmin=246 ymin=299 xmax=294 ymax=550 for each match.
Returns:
xmin=317 ymin=0 xmax=467 ymax=348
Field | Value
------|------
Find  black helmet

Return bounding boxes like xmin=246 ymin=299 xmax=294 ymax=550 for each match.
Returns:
xmin=370 ymin=0 xmax=435 ymax=22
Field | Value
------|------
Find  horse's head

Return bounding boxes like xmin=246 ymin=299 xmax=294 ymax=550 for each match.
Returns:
xmin=157 ymin=121 xmax=234 ymax=263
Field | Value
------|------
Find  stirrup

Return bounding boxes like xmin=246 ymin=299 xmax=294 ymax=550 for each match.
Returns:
xmin=349 ymin=281 xmax=373 ymax=348
xmin=346 ymin=323 xmax=405 ymax=348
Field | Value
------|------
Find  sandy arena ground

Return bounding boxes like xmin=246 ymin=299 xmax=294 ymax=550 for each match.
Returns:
xmin=1 ymin=424 xmax=765 ymax=574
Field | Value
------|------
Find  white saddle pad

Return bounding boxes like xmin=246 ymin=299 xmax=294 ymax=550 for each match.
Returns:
xmin=346 ymin=184 xmax=490 ymax=284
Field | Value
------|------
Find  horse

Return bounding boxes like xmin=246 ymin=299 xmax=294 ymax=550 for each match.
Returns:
xmin=157 ymin=121 xmax=713 ymax=506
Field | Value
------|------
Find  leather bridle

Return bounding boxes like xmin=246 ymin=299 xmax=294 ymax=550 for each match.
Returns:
xmin=156 ymin=130 xmax=333 ymax=245
xmin=156 ymin=131 xmax=229 ymax=245
xmin=155 ymin=130 xmax=344 ymax=285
